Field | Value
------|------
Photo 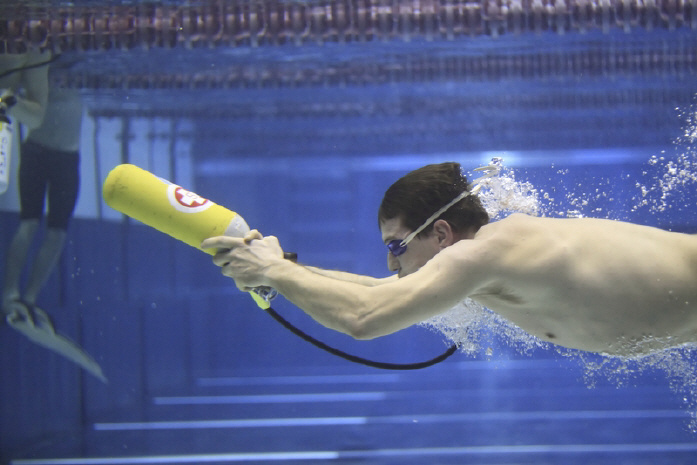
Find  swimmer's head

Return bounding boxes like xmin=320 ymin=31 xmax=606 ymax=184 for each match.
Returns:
xmin=378 ymin=162 xmax=490 ymax=240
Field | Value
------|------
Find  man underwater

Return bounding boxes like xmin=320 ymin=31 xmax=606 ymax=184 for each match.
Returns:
xmin=202 ymin=162 xmax=697 ymax=357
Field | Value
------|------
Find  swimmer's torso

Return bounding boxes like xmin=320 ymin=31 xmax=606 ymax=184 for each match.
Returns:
xmin=27 ymin=86 xmax=83 ymax=151
xmin=462 ymin=213 xmax=697 ymax=355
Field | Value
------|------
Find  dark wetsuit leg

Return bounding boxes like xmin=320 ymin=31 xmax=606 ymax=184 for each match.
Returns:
xmin=19 ymin=140 xmax=79 ymax=230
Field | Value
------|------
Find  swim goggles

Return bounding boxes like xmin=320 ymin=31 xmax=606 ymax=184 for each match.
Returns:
xmin=387 ymin=162 xmax=500 ymax=257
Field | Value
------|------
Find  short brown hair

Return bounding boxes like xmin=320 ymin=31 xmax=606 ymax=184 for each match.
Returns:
xmin=378 ymin=162 xmax=489 ymax=236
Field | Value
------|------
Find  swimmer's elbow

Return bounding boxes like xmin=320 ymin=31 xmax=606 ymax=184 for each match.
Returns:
xmin=344 ymin=304 xmax=392 ymax=340
xmin=331 ymin=287 xmax=399 ymax=340
xmin=345 ymin=323 xmax=382 ymax=341
xmin=347 ymin=325 xmax=381 ymax=340
xmin=340 ymin=312 xmax=373 ymax=340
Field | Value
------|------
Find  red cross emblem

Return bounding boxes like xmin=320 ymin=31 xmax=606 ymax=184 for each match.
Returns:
xmin=173 ymin=187 xmax=209 ymax=209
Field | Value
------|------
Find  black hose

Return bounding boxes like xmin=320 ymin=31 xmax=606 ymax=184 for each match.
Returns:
xmin=0 ymin=55 xmax=60 ymax=80
xmin=264 ymin=305 xmax=458 ymax=370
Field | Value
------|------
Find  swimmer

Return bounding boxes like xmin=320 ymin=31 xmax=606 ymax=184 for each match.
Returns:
xmin=0 ymin=50 xmax=51 ymax=319
xmin=202 ymin=162 xmax=697 ymax=357
xmin=1 ymin=53 xmax=83 ymax=319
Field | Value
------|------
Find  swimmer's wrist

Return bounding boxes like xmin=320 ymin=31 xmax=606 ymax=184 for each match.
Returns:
xmin=265 ymin=258 xmax=299 ymax=286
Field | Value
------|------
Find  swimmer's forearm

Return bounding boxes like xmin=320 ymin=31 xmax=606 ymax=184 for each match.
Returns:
xmin=266 ymin=260 xmax=380 ymax=338
xmin=9 ymin=96 xmax=46 ymax=129
xmin=265 ymin=256 xmax=465 ymax=340
xmin=304 ymin=266 xmax=397 ymax=287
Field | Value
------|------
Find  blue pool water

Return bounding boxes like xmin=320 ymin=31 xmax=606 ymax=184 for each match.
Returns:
xmin=1 ymin=1 xmax=697 ymax=464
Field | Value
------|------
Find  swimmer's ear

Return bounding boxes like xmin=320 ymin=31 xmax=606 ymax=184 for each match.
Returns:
xmin=432 ymin=219 xmax=456 ymax=248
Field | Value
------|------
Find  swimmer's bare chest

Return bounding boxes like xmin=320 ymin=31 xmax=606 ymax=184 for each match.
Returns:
xmin=465 ymin=215 xmax=697 ymax=354
xmin=471 ymin=261 xmax=697 ymax=354
xmin=469 ymin=286 xmax=573 ymax=346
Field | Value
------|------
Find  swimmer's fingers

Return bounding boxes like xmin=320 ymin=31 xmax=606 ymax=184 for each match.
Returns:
xmin=201 ymin=236 xmax=245 ymax=268
xmin=201 ymin=231 xmax=263 ymax=251
xmin=201 ymin=236 xmax=245 ymax=251
xmin=233 ymin=280 xmax=253 ymax=293
xmin=204 ymin=234 xmax=283 ymax=289
xmin=244 ymin=230 xmax=263 ymax=244
xmin=239 ymin=283 xmax=259 ymax=293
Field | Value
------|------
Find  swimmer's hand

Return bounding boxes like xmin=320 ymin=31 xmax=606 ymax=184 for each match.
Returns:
xmin=0 ymin=89 xmax=17 ymax=110
xmin=202 ymin=231 xmax=286 ymax=291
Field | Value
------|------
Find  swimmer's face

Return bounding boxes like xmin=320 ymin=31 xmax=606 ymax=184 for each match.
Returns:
xmin=380 ymin=217 xmax=442 ymax=278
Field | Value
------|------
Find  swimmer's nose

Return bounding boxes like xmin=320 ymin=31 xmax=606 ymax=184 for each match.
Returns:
xmin=387 ymin=252 xmax=399 ymax=273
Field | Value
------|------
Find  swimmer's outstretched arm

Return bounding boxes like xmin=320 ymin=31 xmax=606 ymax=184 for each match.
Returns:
xmin=304 ymin=266 xmax=398 ymax=287
xmin=202 ymin=234 xmax=488 ymax=339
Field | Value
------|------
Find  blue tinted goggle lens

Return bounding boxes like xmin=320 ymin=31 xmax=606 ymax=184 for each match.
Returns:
xmin=387 ymin=239 xmax=407 ymax=257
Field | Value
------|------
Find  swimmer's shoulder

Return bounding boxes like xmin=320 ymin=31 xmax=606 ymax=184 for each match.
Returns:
xmin=455 ymin=214 xmax=542 ymax=266
xmin=476 ymin=213 xmax=624 ymax=236
xmin=468 ymin=214 xmax=571 ymax=266
xmin=473 ymin=213 xmax=544 ymax=240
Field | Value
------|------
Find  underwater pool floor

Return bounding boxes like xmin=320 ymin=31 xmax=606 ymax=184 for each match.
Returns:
xmin=6 ymin=359 xmax=697 ymax=465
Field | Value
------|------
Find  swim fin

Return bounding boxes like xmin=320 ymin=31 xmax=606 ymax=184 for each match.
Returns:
xmin=5 ymin=301 xmax=108 ymax=384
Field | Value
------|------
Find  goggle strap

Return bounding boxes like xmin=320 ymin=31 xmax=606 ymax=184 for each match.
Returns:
xmin=398 ymin=163 xmax=499 ymax=247
xmin=400 ymin=190 xmax=471 ymax=246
